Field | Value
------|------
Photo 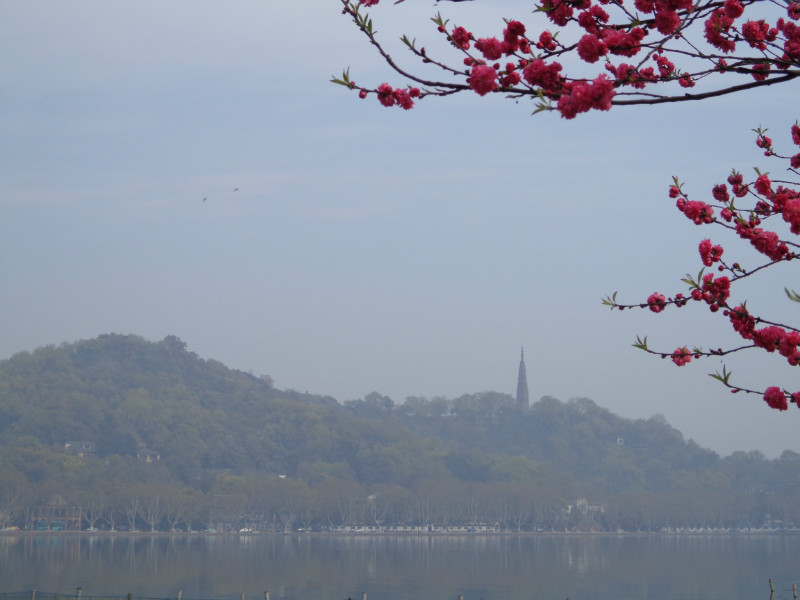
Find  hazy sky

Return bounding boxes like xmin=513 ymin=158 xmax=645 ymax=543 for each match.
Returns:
xmin=1 ymin=0 xmax=798 ymax=458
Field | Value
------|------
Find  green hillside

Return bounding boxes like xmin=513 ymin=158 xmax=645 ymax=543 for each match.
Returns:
xmin=0 ymin=334 xmax=798 ymax=532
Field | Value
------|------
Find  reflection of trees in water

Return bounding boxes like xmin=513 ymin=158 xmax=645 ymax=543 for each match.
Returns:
xmin=0 ymin=534 xmax=797 ymax=600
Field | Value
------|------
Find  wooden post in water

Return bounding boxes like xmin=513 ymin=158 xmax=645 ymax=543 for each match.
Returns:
xmin=264 ymin=592 xmax=270 ymax=600
xmin=793 ymin=583 xmax=797 ymax=600
xmin=361 ymin=593 xmax=367 ymax=600
xmin=177 ymin=590 xmax=183 ymax=600
xmin=31 ymin=590 xmax=36 ymax=600
xmin=458 ymin=595 xmax=463 ymax=600
xmin=770 ymin=579 xmax=775 ymax=600
xmin=76 ymin=588 xmax=83 ymax=599
xmin=241 ymin=594 xmax=245 ymax=600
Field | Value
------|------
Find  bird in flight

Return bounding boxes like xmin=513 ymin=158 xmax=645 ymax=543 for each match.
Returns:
xmin=233 ymin=188 xmax=239 ymax=192
xmin=202 ymin=197 xmax=207 ymax=202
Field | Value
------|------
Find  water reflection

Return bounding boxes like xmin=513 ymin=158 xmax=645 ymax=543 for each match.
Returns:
xmin=1 ymin=534 xmax=797 ymax=600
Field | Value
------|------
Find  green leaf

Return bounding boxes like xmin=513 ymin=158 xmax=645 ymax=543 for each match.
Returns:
xmin=709 ymin=365 xmax=732 ymax=385
xmin=785 ymin=288 xmax=800 ymax=303
xmin=601 ymin=292 xmax=618 ymax=308
xmin=330 ymin=68 xmax=353 ymax=88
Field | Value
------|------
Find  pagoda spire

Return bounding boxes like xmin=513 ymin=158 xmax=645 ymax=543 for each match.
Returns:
xmin=516 ymin=347 xmax=530 ymax=408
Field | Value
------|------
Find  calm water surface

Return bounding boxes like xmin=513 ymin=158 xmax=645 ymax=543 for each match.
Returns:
xmin=2 ymin=534 xmax=799 ymax=600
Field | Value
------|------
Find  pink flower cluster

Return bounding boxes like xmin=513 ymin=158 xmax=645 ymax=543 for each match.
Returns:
xmin=468 ymin=64 xmax=499 ymax=96
xmin=605 ymin=62 xmax=657 ymax=88
xmin=698 ymin=239 xmax=724 ymax=267
xmin=727 ymin=315 xmax=800 ymax=368
xmin=700 ymin=273 xmax=731 ymax=307
xmin=522 ymin=59 xmax=564 ymax=92
xmin=735 ymin=222 xmax=788 ymax=261
xmin=647 ymin=292 xmax=667 ymax=313
xmin=671 ymin=347 xmax=693 ymax=366
xmin=763 ymin=387 xmax=788 ymax=411
xmin=676 ymin=197 xmax=714 ymax=224
xmin=742 ymin=19 xmax=778 ymax=51
xmin=762 ymin=387 xmax=800 ymax=411
xmin=374 ymin=83 xmax=420 ymax=109
xmin=473 ymin=21 xmax=530 ymax=60
xmin=451 ymin=26 xmax=472 ymax=50
xmin=556 ymin=75 xmax=615 ymax=119
xmin=348 ymin=0 xmax=800 ymax=116
xmin=642 ymin=123 xmax=800 ymax=411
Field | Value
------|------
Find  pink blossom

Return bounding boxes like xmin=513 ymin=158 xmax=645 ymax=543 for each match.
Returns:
xmin=647 ymin=292 xmax=667 ymax=313
xmin=699 ymin=239 xmax=724 ymax=266
xmin=751 ymin=63 xmax=771 ymax=81
xmin=610 ymin=63 xmax=655 ymax=88
xmin=468 ymin=64 xmax=499 ymax=96
xmin=784 ymin=198 xmax=800 ymax=234
xmin=742 ymin=20 xmax=770 ymax=50
xmin=451 ymin=27 xmax=472 ymax=50
xmin=678 ymin=199 xmax=714 ymax=224
xmin=377 ymin=83 xmax=396 ymax=107
xmin=778 ymin=331 xmax=800 ymax=358
xmin=654 ymin=9 xmax=682 ymax=35
xmin=654 ymin=54 xmax=675 ymax=77
xmin=750 ymin=228 xmax=786 ymax=261
xmin=393 ymin=88 xmax=414 ymax=110
xmin=476 ymin=37 xmax=506 ymax=61
xmin=729 ymin=305 xmax=755 ymax=339
xmin=543 ymin=0 xmax=574 ymax=26
xmin=504 ymin=20 xmax=526 ymax=40
xmin=756 ymin=134 xmax=773 ymax=150
xmin=658 ymin=0 xmax=693 ymax=10
xmin=537 ymin=31 xmax=557 ymax=51
xmin=701 ymin=273 xmax=731 ymax=304
xmin=712 ymin=184 xmax=730 ymax=202
xmin=764 ymin=387 xmax=789 ymax=411
xmin=577 ymin=5 xmax=609 ymax=34
xmin=500 ymin=70 xmax=521 ymax=87
xmin=753 ymin=326 xmax=785 ymax=352
xmin=671 ymin=347 xmax=692 ymax=366
xmin=557 ymin=75 xmax=615 ymax=119
xmin=602 ymin=28 xmax=645 ymax=57
xmin=577 ymin=34 xmax=608 ymax=63
xmin=705 ymin=9 xmax=736 ymax=52
xmin=723 ymin=0 xmax=744 ymax=19
xmin=522 ymin=59 xmax=563 ymax=91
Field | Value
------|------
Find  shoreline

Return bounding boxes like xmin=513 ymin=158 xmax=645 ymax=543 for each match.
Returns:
xmin=2 ymin=528 xmax=798 ymax=537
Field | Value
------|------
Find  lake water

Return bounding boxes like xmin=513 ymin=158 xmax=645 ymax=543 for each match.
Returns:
xmin=2 ymin=533 xmax=799 ymax=600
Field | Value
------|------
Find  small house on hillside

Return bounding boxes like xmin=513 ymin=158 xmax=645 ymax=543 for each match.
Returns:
xmin=64 ymin=441 xmax=96 ymax=458
xmin=136 ymin=445 xmax=160 ymax=463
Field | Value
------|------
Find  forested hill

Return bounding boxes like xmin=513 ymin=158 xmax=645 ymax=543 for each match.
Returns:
xmin=1 ymin=333 xmax=798 ymax=531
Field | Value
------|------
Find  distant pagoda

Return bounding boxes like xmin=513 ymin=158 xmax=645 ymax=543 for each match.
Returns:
xmin=516 ymin=347 xmax=530 ymax=408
